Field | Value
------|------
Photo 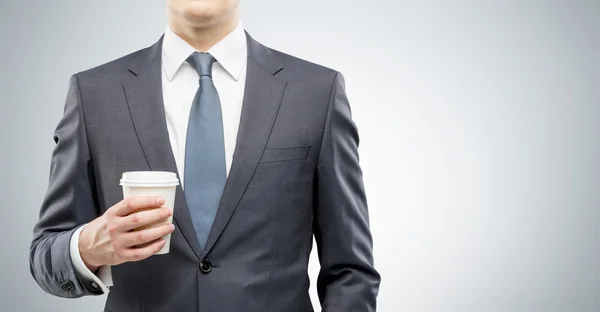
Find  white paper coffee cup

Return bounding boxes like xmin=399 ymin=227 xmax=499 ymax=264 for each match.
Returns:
xmin=120 ymin=171 xmax=179 ymax=255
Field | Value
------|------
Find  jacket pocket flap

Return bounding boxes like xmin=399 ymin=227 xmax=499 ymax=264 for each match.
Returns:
xmin=259 ymin=145 xmax=311 ymax=164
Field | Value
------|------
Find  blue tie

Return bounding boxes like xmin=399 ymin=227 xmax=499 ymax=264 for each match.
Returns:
xmin=184 ymin=52 xmax=227 ymax=248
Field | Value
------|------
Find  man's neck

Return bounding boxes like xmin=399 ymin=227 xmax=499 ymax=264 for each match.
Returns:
xmin=168 ymin=14 xmax=240 ymax=52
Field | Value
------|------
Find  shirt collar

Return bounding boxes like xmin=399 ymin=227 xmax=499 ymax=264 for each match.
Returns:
xmin=162 ymin=22 xmax=247 ymax=81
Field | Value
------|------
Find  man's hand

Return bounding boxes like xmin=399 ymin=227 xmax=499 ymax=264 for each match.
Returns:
xmin=79 ymin=196 xmax=175 ymax=272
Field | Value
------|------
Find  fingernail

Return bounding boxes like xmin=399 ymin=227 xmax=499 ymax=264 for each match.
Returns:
xmin=156 ymin=197 xmax=165 ymax=205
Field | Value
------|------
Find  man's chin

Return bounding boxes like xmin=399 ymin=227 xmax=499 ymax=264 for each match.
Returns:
xmin=183 ymin=7 xmax=219 ymax=26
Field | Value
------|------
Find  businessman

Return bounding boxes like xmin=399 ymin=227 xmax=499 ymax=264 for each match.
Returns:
xmin=30 ymin=0 xmax=380 ymax=311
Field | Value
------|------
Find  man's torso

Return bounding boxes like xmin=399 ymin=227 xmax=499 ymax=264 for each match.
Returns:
xmin=77 ymin=33 xmax=338 ymax=311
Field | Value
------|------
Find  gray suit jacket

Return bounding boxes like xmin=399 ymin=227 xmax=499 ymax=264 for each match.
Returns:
xmin=30 ymin=32 xmax=380 ymax=312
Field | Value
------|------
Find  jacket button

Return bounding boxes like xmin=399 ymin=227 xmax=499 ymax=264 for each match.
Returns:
xmin=61 ymin=280 xmax=75 ymax=292
xmin=199 ymin=259 xmax=212 ymax=274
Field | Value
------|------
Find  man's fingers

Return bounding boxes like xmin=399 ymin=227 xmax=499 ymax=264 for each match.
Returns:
xmin=120 ymin=223 xmax=175 ymax=248
xmin=122 ymin=238 xmax=167 ymax=262
xmin=113 ymin=196 xmax=165 ymax=216
xmin=117 ymin=207 xmax=172 ymax=232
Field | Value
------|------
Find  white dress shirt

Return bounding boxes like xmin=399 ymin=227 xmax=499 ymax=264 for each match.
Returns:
xmin=69 ymin=22 xmax=248 ymax=293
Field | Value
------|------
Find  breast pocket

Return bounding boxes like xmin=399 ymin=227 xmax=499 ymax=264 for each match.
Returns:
xmin=259 ymin=145 xmax=311 ymax=164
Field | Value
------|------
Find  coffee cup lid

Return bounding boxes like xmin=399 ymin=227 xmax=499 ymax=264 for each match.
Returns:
xmin=119 ymin=171 xmax=180 ymax=187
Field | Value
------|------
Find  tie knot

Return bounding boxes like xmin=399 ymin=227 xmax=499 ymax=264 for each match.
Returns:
xmin=187 ymin=52 xmax=215 ymax=78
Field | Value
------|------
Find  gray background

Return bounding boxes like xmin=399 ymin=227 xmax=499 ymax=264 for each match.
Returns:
xmin=1 ymin=0 xmax=599 ymax=311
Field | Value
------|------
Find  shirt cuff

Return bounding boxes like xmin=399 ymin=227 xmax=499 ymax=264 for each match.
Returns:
xmin=70 ymin=224 xmax=113 ymax=293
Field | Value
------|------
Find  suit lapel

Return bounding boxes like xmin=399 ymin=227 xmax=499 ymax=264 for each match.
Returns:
xmin=122 ymin=37 xmax=203 ymax=260
xmin=200 ymin=33 xmax=287 ymax=257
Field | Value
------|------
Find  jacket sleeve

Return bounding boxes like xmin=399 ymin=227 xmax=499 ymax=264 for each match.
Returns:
xmin=314 ymin=72 xmax=381 ymax=311
xmin=29 ymin=74 xmax=103 ymax=298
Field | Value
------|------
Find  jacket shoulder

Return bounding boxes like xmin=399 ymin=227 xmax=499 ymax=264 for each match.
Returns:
xmin=268 ymin=48 xmax=339 ymax=81
xmin=75 ymin=45 xmax=153 ymax=81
